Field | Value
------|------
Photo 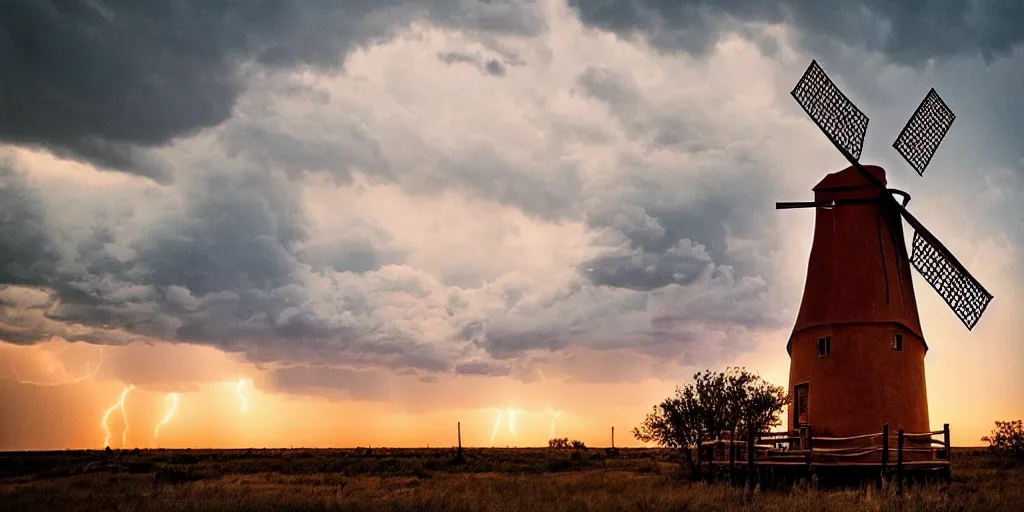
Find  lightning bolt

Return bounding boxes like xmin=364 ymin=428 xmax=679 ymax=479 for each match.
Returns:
xmin=3 ymin=346 xmax=106 ymax=386
xmin=76 ymin=346 xmax=106 ymax=383
xmin=236 ymin=379 xmax=249 ymax=413
xmin=489 ymin=409 xmax=504 ymax=446
xmin=506 ymin=408 xmax=519 ymax=440
xmin=548 ymin=409 xmax=563 ymax=439
xmin=153 ymin=393 xmax=180 ymax=441
xmin=102 ymin=385 xmax=134 ymax=448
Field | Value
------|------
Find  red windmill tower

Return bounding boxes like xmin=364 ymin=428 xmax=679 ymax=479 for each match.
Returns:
xmin=777 ymin=61 xmax=994 ymax=446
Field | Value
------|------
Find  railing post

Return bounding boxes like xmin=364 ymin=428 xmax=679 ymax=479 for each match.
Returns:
xmin=881 ymin=423 xmax=889 ymax=481
xmin=897 ymin=429 xmax=905 ymax=496
xmin=943 ymin=423 xmax=950 ymax=461
xmin=944 ymin=423 xmax=952 ymax=483
xmin=806 ymin=426 xmax=813 ymax=467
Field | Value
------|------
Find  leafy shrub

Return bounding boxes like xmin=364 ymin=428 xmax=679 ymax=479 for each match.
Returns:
xmin=548 ymin=438 xmax=570 ymax=449
xmin=570 ymin=440 xmax=587 ymax=451
xmin=982 ymin=420 xmax=1024 ymax=458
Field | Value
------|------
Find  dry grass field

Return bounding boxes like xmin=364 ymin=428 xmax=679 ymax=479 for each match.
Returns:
xmin=1 ymin=447 xmax=1021 ymax=511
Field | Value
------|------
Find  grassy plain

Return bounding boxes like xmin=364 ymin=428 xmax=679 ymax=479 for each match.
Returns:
xmin=0 ymin=447 xmax=1021 ymax=511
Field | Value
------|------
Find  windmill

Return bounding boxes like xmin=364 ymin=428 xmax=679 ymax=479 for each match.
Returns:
xmin=776 ymin=60 xmax=994 ymax=443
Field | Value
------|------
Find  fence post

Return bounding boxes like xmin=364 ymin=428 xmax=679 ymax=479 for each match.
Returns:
xmin=747 ymin=429 xmax=755 ymax=491
xmin=943 ymin=423 xmax=952 ymax=483
xmin=897 ymin=429 xmax=905 ymax=496
xmin=881 ymin=423 xmax=889 ymax=483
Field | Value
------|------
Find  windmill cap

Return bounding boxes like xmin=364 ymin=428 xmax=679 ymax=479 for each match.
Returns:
xmin=813 ymin=164 xmax=887 ymax=191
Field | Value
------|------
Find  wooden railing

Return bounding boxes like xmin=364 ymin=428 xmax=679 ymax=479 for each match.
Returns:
xmin=699 ymin=423 xmax=952 ymax=491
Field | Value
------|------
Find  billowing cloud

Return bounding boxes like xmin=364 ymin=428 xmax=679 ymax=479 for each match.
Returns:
xmin=568 ymin=0 xmax=1024 ymax=66
xmin=1 ymin=0 xmax=1019 ymax=411
xmin=0 ymin=164 xmax=61 ymax=286
xmin=0 ymin=2 xmax=794 ymax=388
xmin=0 ymin=0 xmax=544 ymax=182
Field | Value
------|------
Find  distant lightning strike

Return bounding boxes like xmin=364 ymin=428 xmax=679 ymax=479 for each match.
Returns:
xmin=236 ymin=379 xmax=250 ymax=413
xmin=3 ymin=346 xmax=106 ymax=386
xmin=153 ymin=393 xmax=180 ymax=440
xmin=548 ymin=409 xmax=563 ymax=439
xmin=102 ymin=385 xmax=134 ymax=448
xmin=507 ymin=409 xmax=519 ymax=439
xmin=488 ymin=407 xmax=521 ymax=446
xmin=489 ymin=409 xmax=504 ymax=446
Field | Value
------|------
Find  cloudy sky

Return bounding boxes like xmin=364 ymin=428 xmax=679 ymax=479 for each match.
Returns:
xmin=1 ymin=0 xmax=1021 ymax=450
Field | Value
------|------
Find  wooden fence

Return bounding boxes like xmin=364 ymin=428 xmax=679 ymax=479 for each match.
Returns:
xmin=699 ymin=423 xmax=951 ymax=491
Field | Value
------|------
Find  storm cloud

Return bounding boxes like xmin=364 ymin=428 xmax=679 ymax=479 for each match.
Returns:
xmin=0 ymin=0 xmax=544 ymax=182
xmin=4 ymin=0 xmax=1017 ymax=400
xmin=568 ymin=0 xmax=1024 ymax=66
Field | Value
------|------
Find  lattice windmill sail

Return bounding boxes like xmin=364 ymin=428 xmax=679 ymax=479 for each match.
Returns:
xmin=893 ymin=89 xmax=956 ymax=176
xmin=782 ymin=59 xmax=993 ymax=330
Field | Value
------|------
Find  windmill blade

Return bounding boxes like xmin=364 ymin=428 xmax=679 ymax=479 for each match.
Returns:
xmin=897 ymin=209 xmax=993 ymax=330
xmin=893 ymin=88 xmax=956 ymax=176
xmin=791 ymin=60 xmax=870 ymax=165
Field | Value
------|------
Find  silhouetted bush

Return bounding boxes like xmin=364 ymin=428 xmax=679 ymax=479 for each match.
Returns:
xmin=548 ymin=438 xmax=570 ymax=449
xmin=983 ymin=420 xmax=1024 ymax=459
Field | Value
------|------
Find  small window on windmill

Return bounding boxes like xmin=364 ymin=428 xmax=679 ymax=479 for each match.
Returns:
xmin=817 ymin=336 xmax=831 ymax=357
xmin=893 ymin=334 xmax=904 ymax=352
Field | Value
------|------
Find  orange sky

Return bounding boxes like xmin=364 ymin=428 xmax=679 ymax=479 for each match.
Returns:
xmin=1 ymin=301 xmax=1020 ymax=451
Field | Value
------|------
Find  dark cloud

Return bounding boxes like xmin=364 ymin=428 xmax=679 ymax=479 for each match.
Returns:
xmin=0 ymin=165 xmax=61 ymax=286
xmin=219 ymin=123 xmax=394 ymax=184
xmin=577 ymin=66 xmax=640 ymax=106
xmin=436 ymin=51 xmax=519 ymax=77
xmin=431 ymin=146 xmax=584 ymax=220
xmin=0 ymin=0 xmax=544 ymax=182
xmin=485 ymin=59 xmax=507 ymax=76
xmin=438 ymin=51 xmax=478 ymax=65
xmin=583 ymin=240 xmax=714 ymax=291
xmin=454 ymin=359 xmax=512 ymax=377
xmin=568 ymin=0 xmax=1024 ymax=66
xmin=0 ymin=7 xmax=794 ymax=388
xmin=574 ymin=66 xmax=717 ymax=153
xmin=464 ymin=266 xmax=776 ymax=363
xmin=0 ymin=162 xmax=457 ymax=374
